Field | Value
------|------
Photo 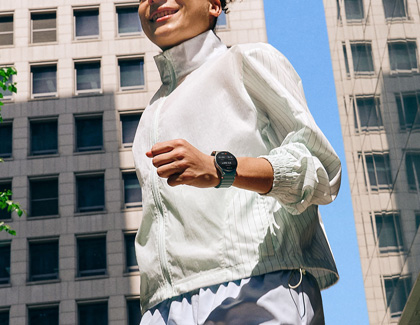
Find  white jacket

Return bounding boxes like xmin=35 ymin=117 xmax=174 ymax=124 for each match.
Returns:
xmin=132 ymin=31 xmax=342 ymax=312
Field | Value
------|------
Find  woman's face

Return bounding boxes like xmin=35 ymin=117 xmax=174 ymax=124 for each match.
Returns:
xmin=138 ymin=0 xmax=221 ymax=51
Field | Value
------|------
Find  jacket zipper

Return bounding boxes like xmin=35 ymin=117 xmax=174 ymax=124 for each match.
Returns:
xmin=150 ymin=99 xmax=173 ymax=290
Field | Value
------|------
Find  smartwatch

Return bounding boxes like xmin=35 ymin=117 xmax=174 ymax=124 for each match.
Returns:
xmin=211 ymin=151 xmax=238 ymax=188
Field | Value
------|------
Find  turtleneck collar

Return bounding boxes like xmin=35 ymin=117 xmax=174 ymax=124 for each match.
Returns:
xmin=154 ymin=30 xmax=227 ymax=89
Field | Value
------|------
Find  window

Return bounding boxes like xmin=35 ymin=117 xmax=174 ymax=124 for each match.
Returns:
xmin=375 ymin=212 xmax=404 ymax=253
xmin=396 ymin=92 xmax=420 ymax=130
xmin=0 ymin=70 xmax=14 ymax=100
xmin=75 ymin=61 xmax=101 ymax=94
xmin=75 ymin=115 xmax=103 ymax=152
xmin=363 ymin=153 xmax=393 ymax=190
xmin=28 ymin=305 xmax=59 ymax=325
xmin=0 ymin=121 xmax=12 ymax=158
xmin=78 ymin=301 xmax=108 ymax=325
xmin=216 ymin=11 xmax=227 ymax=29
xmin=388 ymin=41 xmax=418 ymax=72
xmin=406 ymin=153 xmax=420 ymax=191
xmin=127 ymin=299 xmax=141 ymax=325
xmin=384 ymin=276 xmax=412 ymax=318
xmin=383 ymin=0 xmax=407 ymax=19
xmin=415 ymin=212 xmax=420 ymax=230
xmin=116 ymin=6 xmax=142 ymax=35
xmin=351 ymin=43 xmax=374 ymax=75
xmin=344 ymin=0 xmax=364 ymax=20
xmin=343 ymin=44 xmax=350 ymax=75
xmin=353 ymin=97 xmax=383 ymax=131
xmin=0 ymin=309 xmax=9 ymax=325
xmin=29 ymin=178 xmax=59 ymax=217
xmin=30 ymin=119 xmax=58 ymax=156
xmin=118 ymin=58 xmax=145 ymax=91
xmin=124 ymin=233 xmax=138 ymax=273
xmin=0 ymin=15 xmax=13 ymax=46
xmin=77 ymin=236 xmax=106 ymax=277
xmin=74 ymin=8 xmax=99 ymax=40
xmin=123 ymin=172 xmax=142 ymax=208
xmin=121 ymin=113 xmax=141 ymax=147
xmin=0 ymin=181 xmax=12 ymax=220
xmin=31 ymin=11 xmax=56 ymax=43
xmin=31 ymin=65 xmax=57 ymax=98
xmin=76 ymin=174 xmax=105 ymax=213
xmin=0 ymin=242 xmax=11 ymax=284
xmin=29 ymin=240 xmax=59 ymax=281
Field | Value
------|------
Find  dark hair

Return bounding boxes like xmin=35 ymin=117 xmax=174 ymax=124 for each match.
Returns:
xmin=221 ymin=0 xmax=235 ymax=13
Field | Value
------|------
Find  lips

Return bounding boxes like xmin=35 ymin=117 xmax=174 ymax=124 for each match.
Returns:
xmin=150 ymin=9 xmax=179 ymax=22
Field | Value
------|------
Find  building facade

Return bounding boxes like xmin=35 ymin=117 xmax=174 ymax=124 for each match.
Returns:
xmin=323 ymin=0 xmax=420 ymax=323
xmin=0 ymin=1 xmax=267 ymax=324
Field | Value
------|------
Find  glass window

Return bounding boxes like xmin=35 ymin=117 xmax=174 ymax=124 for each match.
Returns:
xmin=119 ymin=58 xmax=145 ymax=90
xmin=383 ymin=0 xmax=407 ymax=19
xmin=216 ymin=11 xmax=227 ymax=29
xmin=344 ymin=0 xmax=364 ymax=20
xmin=375 ymin=213 xmax=404 ymax=253
xmin=388 ymin=41 xmax=418 ymax=72
xmin=121 ymin=114 xmax=141 ymax=147
xmin=0 ymin=15 xmax=13 ymax=46
xmin=30 ymin=178 xmax=58 ymax=217
xmin=28 ymin=305 xmax=59 ymax=325
xmin=123 ymin=173 xmax=142 ymax=208
xmin=116 ymin=6 xmax=142 ymax=35
xmin=75 ymin=61 xmax=101 ymax=94
xmin=31 ymin=12 xmax=56 ymax=43
xmin=29 ymin=240 xmax=59 ymax=281
xmin=396 ymin=93 xmax=420 ymax=130
xmin=31 ymin=65 xmax=57 ymax=98
xmin=77 ymin=236 xmax=106 ymax=277
xmin=0 ymin=122 xmax=12 ymax=158
xmin=0 ymin=242 xmax=11 ymax=285
xmin=125 ymin=233 xmax=138 ymax=272
xmin=76 ymin=174 xmax=105 ymax=213
xmin=343 ymin=44 xmax=350 ymax=75
xmin=78 ymin=301 xmax=108 ymax=325
xmin=351 ymin=43 xmax=374 ymax=74
xmin=0 ymin=182 xmax=12 ymax=220
xmin=0 ymin=71 xmax=14 ymax=100
xmin=74 ymin=9 xmax=99 ymax=39
xmin=353 ymin=97 xmax=383 ymax=131
xmin=0 ymin=309 xmax=9 ymax=325
xmin=75 ymin=116 xmax=103 ymax=152
xmin=406 ymin=153 xmax=420 ymax=191
xmin=127 ymin=299 xmax=141 ymax=325
xmin=30 ymin=120 xmax=58 ymax=156
xmin=364 ymin=154 xmax=393 ymax=190
xmin=384 ymin=276 xmax=412 ymax=318
xmin=415 ymin=212 xmax=420 ymax=230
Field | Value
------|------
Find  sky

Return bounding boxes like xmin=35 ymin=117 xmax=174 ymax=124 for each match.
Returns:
xmin=262 ymin=1 xmax=370 ymax=324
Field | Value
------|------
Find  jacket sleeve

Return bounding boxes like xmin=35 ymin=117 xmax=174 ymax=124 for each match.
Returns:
xmin=241 ymin=44 xmax=342 ymax=215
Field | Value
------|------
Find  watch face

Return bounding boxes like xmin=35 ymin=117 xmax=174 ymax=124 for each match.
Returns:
xmin=216 ymin=151 xmax=237 ymax=172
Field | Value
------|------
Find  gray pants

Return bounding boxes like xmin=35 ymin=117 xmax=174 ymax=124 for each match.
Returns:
xmin=141 ymin=269 xmax=325 ymax=325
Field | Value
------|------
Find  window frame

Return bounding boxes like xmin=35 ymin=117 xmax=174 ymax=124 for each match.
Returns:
xmin=361 ymin=152 xmax=393 ymax=191
xmin=395 ymin=92 xmax=420 ymax=131
xmin=29 ymin=175 xmax=59 ymax=218
xmin=0 ymin=66 xmax=14 ymax=101
xmin=350 ymin=42 xmax=375 ymax=76
xmin=30 ymin=9 xmax=57 ymax=44
xmin=0 ymin=120 xmax=12 ymax=159
xmin=0 ymin=241 xmax=11 ymax=285
xmin=343 ymin=0 xmax=365 ymax=21
xmin=383 ymin=275 xmax=412 ymax=318
xmin=74 ymin=114 xmax=103 ymax=152
xmin=29 ymin=117 xmax=59 ymax=156
xmin=0 ymin=13 xmax=14 ymax=47
xmin=0 ymin=180 xmax=12 ymax=220
xmin=118 ymin=56 xmax=146 ymax=92
xmin=122 ymin=171 xmax=142 ymax=209
xmin=27 ymin=303 xmax=59 ymax=325
xmin=76 ymin=234 xmax=107 ymax=278
xmin=124 ymin=232 xmax=139 ymax=273
xmin=126 ymin=297 xmax=142 ymax=325
xmin=120 ymin=111 xmax=142 ymax=148
xmin=77 ymin=299 xmax=108 ymax=325
xmin=115 ymin=4 xmax=143 ymax=37
xmin=0 ymin=307 xmax=9 ymax=325
xmin=75 ymin=172 xmax=105 ymax=213
xmin=215 ymin=10 xmax=228 ymax=30
xmin=73 ymin=6 xmax=100 ymax=41
xmin=28 ymin=237 xmax=59 ymax=282
xmin=405 ymin=152 xmax=420 ymax=191
xmin=388 ymin=40 xmax=419 ymax=74
xmin=30 ymin=63 xmax=58 ymax=99
xmin=74 ymin=59 xmax=102 ymax=95
xmin=353 ymin=96 xmax=383 ymax=132
xmin=382 ymin=0 xmax=408 ymax=20
xmin=373 ymin=211 xmax=404 ymax=254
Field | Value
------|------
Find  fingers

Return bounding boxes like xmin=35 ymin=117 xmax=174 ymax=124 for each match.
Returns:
xmin=146 ymin=139 xmax=189 ymax=158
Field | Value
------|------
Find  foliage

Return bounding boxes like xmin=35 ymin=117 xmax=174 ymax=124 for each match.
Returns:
xmin=0 ymin=67 xmax=23 ymax=235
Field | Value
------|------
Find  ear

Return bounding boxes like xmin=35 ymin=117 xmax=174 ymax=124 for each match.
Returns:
xmin=209 ymin=0 xmax=222 ymax=18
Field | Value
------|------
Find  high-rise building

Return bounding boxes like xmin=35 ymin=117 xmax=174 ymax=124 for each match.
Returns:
xmin=0 ymin=1 xmax=267 ymax=324
xmin=323 ymin=0 xmax=420 ymax=323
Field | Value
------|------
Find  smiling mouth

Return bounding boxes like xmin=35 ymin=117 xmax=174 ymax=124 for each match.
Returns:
xmin=150 ymin=9 xmax=179 ymax=23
